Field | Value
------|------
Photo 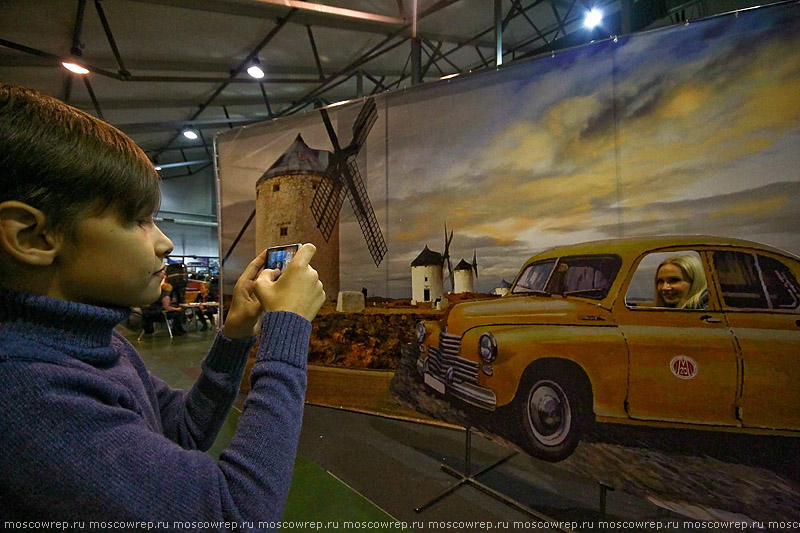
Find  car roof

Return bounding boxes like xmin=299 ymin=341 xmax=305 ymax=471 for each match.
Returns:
xmin=525 ymin=235 xmax=798 ymax=263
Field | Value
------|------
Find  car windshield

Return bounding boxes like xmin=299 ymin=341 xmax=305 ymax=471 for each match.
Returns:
xmin=512 ymin=255 xmax=621 ymax=300
xmin=512 ymin=259 xmax=555 ymax=295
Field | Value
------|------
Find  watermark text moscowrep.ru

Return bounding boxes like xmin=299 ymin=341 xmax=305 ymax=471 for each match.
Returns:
xmin=6 ymin=519 xmax=796 ymax=530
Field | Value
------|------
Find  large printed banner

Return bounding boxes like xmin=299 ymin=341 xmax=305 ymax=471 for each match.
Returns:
xmin=217 ymin=3 xmax=800 ymax=298
xmin=217 ymin=2 xmax=800 ymax=523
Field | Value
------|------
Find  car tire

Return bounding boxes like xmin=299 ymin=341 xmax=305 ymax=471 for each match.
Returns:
xmin=510 ymin=364 xmax=590 ymax=462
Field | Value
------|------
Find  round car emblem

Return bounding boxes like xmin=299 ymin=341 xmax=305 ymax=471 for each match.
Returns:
xmin=670 ymin=355 xmax=698 ymax=380
xmin=445 ymin=367 xmax=455 ymax=384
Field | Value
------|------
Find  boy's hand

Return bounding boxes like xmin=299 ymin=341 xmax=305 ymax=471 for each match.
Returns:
xmin=253 ymin=243 xmax=325 ymax=322
xmin=221 ymin=249 xmax=270 ymax=339
xmin=222 ymin=244 xmax=325 ymax=339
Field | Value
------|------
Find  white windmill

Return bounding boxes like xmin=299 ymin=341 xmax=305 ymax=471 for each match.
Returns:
xmin=453 ymin=251 xmax=479 ymax=294
xmin=410 ymin=246 xmax=443 ymax=305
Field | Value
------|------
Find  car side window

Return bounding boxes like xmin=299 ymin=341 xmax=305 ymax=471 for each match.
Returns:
xmin=712 ymin=251 xmax=800 ymax=311
xmin=625 ymin=250 xmax=707 ymax=310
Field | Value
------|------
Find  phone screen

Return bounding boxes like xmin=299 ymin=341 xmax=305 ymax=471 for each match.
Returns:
xmin=266 ymin=244 xmax=300 ymax=277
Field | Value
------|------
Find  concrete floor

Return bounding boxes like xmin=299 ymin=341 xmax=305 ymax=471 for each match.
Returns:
xmin=119 ymin=322 xmax=696 ymax=533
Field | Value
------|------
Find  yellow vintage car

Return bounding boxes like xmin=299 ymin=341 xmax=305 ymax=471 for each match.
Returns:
xmin=414 ymin=236 xmax=800 ymax=461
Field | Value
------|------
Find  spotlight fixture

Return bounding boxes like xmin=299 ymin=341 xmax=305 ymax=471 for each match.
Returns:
xmin=182 ymin=128 xmax=199 ymax=140
xmin=62 ymin=60 xmax=89 ymax=75
xmin=62 ymin=48 xmax=90 ymax=75
xmin=584 ymin=8 xmax=603 ymax=29
xmin=247 ymin=58 xmax=265 ymax=79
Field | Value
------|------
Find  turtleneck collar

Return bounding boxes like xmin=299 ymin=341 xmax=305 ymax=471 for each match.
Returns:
xmin=0 ymin=287 xmax=131 ymax=366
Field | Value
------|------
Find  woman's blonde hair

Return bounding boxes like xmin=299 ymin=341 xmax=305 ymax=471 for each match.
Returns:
xmin=654 ymin=254 xmax=708 ymax=309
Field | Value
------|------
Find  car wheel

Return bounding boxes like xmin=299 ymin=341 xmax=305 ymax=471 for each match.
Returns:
xmin=511 ymin=366 xmax=589 ymax=462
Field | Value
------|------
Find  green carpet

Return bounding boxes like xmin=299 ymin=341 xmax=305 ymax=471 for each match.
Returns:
xmin=284 ymin=455 xmax=407 ymax=531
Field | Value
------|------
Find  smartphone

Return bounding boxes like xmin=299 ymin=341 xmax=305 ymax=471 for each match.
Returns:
xmin=266 ymin=243 xmax=301 ymax=278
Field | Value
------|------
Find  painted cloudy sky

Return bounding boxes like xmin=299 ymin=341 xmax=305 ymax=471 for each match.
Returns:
xmin=219 ymin=3 xmax=800 ymax=298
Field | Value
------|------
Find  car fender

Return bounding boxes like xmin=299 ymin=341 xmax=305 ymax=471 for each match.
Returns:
xmin=460 ymin=323 xmax=628 ymax=417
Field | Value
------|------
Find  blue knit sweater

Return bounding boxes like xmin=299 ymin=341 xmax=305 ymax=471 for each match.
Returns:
xmin=0 ymin=288 xmax=311 ymax=531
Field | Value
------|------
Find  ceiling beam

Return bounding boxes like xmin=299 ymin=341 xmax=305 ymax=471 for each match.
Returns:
xmin=117 ymin=116 xmax=270 ymax=134
xmin=154 ymin=159 xmax=212 ymax=169
xmin=94 ymin=0 xmax=131 ymax=78
xmin=0 ymin=54 xmax=420 ymax=81
xmin=127 ymin=0 xmax=405 ymax=33
xmin=277 ymin=0 xmax=462 ymax=116
xmin=252 ymin=0 xmax=404 ymax=26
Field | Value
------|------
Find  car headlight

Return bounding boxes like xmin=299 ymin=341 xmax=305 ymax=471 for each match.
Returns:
xmin=479 ymin=332 xmax=497 ymax=363
xmin=415 ymin=321 xmax=427 ymax=344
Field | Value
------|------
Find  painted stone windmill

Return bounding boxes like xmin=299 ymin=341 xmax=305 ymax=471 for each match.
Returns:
xmin=411 ymin=245 xmax=443 ymax=305
xmin=454 ymin=251 xmax=479 ymax=294
xmin=312 ymin=98 xmax=387 ymax=267
xmin=255 ymin=98 xmax=386 ymax=300
xmin=441 ymin=224 xmax=478 ymax=293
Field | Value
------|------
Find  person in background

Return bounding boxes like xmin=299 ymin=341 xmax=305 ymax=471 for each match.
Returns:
xmin=0 ymin=83 xmax=326 ymax=526
xmin=654 ymin=254 xmax=708 ymax=309
xmin=141 ymin=279 xmax=186 ymax=336
xmin=195 ymin=282 xmax=218 ymax=331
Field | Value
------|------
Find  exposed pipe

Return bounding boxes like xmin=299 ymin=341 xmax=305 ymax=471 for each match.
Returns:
xmin=495 ymin=0 xmax=503 ymax=67
xmin=155 ymin=217 xmax=218 ymax=228
xmin=70 ymin=0 xmax=88 ymax=56
xmin=412 ymin=0 xmax=418 ymax=38
xmin=155 ymin=160 xmax=212 ymax=169
xmin=307 ymin=25 xmax=326 ymax=82
xmin=82 ymin=77 xmax=104 ymax=118
xmin=244 ymin=0 xmax=405 ymax=26
xmin=94 ymin=0 xmax=130 ymax=78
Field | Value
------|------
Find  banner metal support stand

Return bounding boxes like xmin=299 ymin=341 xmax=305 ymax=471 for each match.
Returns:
xmin=414 ymin=427 xmax=577 ymax=533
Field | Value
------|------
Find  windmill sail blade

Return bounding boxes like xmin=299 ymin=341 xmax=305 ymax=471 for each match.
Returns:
xmin=442 ymin=224 xmax=455 ymax=292
xmin=310 ymin=174 xmax=345 ymax=242
xmin=443 ymin=225 xmax=454 ymax=257
xmin=472 ymin=250 xmax=479 ymax=280
xmin=444 ymin=269 xmax=454 ymax=293
xmin=351 ymin=98 xmax=378 ymax=152
xmin=446 ymin=257 xmax=454 ymax=292
xmin=341 ymin=157 xmax=387 ymax=266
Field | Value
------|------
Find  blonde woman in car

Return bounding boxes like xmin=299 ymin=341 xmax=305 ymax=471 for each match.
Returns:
xmin=654 ymin=254 xmax=708 ymax=309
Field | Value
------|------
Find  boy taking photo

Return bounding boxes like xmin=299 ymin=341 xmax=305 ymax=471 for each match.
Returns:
xmin=0 ymin=83 xmax=325 ymax=528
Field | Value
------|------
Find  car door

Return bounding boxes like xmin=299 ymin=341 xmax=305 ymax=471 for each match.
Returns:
xmin=711 ymin=249 xmax=800 ymax=430
xmin=615 ymin=249 xmax=739 ymax=426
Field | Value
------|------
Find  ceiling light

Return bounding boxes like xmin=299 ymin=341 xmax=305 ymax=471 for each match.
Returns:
xmin=584 ymin=8 xmax=603 ymax=29
xmin=440 ymin=73 xmax=460 ymax=80
xmin=154 ymin=166 xmax=162 ymax=171
xmin=62 ymin=61 xmax=89 ymax=75
xmin=182 ymin=129 xmax=198 ymax=140
xmin=247 ymin=59 xmax=265 ymax=79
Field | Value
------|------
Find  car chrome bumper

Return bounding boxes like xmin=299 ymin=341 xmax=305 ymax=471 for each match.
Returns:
xmin=417 ymin=355 xmax=497 ymax=411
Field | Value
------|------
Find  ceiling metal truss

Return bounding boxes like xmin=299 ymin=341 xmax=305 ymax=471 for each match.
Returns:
xmin=0 ymin=0 xmax=704 ymax=177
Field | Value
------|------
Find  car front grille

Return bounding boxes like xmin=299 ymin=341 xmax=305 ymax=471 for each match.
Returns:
xmin=427 ymin=331 xmax=480 ymax=385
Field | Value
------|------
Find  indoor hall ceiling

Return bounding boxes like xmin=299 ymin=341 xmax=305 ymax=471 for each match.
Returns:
xmin=0 ymin=0 xmax=746 ymax=178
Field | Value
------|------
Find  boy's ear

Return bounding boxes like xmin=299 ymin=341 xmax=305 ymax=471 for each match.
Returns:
xmin=0 ymin=201 xmax=61 ymax=266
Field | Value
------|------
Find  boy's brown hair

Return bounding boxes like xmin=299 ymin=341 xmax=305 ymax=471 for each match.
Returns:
xmin=0 ymin=83 xmax=160 ymax=238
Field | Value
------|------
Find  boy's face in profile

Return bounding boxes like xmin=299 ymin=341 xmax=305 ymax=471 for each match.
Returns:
xmin=52 ymin=210 xmax=174 ymax=308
